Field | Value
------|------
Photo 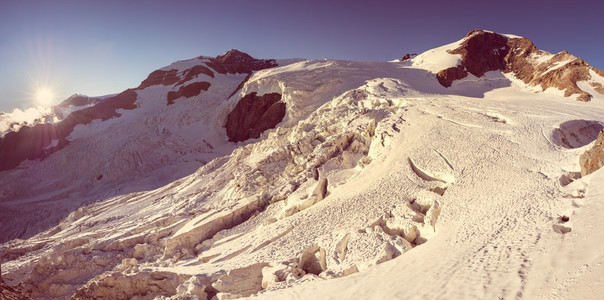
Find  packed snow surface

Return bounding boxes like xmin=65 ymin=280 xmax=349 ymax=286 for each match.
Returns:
xmin=410 ymin=39 xmax=463 ymax=73
xmin=1 ymin=45 xmax=604 ymax=300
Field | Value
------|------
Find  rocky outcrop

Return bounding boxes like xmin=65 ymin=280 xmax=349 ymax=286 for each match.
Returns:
xmin=436 ymin=30 xmax=604 ymax=101
xmin=206 ymin=49 xmax=277 ymax=74
xmin=0 ymin=49 xmax=279 ymax=172
xmin=436 ymin=66 xmax=468 ymax=87
xmin=1 ymin=278 xmax=32 ymax=300
xmin=225 ymin=92 xmax=285 ymax=143
xmin=139 ymin=50 xmax=275 ymax=90
xmin=506 ymin=43 xmax=596 ymax=102
xmin=167 ymin=82 xmax=211 ymax=105
xmin=177 ymin=65 xmax=215 ymax=84
xmin=436 ymin=30 xmax=509 ymax=87
xmin=400 ymin=53 xmax=417 ymax=61
xmin=580 ymin=129 xmax=604 ymax=176
xmin=0 ymin=89 xmax=138 ymax=171
xmin=449 ymin=30 xmax=509 ymax=77
xmin=139 ymin=69 xmax=179 ymax=89
xmin=593 ymin=82 xmax=604 ymax=94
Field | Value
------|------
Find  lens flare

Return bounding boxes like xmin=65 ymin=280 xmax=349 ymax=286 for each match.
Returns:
xmin=35 ymin=87 xmax=55 ymax=106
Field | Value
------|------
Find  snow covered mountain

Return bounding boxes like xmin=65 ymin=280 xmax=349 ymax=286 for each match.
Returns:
xmin=1 ymin=30 xmax=604 ymax=299
xmin=420 ymin=30 xmax=604 ymax=102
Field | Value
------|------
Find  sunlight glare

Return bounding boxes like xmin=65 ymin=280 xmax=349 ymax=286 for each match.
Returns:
xmin=35 ymin=87 xmax=55 ymax=106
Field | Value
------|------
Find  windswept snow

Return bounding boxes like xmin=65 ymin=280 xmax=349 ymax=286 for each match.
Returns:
xmin=531 ymin=52 xmax=556 ymax=65
xmin=502 ymin=33 xmax=524 ymax=39
xmin=542 ymin=58 xmax=574 ymax=76
xmin=160 ymin=57 xmax=210 ymax=72
xmin=577 ymin=69 xmax=604 ymax=101
xmin=411 ymin=40 xmax=463 ymax=73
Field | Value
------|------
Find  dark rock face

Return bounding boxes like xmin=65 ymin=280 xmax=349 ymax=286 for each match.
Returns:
xmin=225 ymin=92 xmax=285 ymax=143
xmin=177 ymin=65 xmax=214 ymax=85
xmin=1 ymin=278 xmax=32 ymax=300
xmin=437 ymin=30 xmax=604 ymax=101
xmin=436 ymin=66 xmax=468 ymax=87
xmin=449 ymin=30 xmax=509 ymax=78
xmin=139 ymin=69 xmax=179 ymax=89
xmin=436 ymin=30 xmax=509 ymax=86
xmin=580 ymin=129 xmax=604 ymax=176
xmin=167 ymin=82 xmax=211 ymax=105
xmin=400 ymin=53 xmax=417 ymax=61
xmin=505 ymin=40 xmax=596 ymax=102
xmin=0 ymin=49 xmax=278 ymax=172
xmin=0 ymin=90 xmax=138 ymax=171
xmin=140 ymin=50 xmax=275 ymax=89
xmin=206 ymin=50 xmax=277 ymax=74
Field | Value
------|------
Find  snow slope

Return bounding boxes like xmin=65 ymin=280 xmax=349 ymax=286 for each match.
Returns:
xmin=1 ymin=35 xmax=604 ymax=300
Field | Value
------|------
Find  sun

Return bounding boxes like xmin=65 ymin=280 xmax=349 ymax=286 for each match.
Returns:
xmin=35 ymin=87 xmax=55 ymax=106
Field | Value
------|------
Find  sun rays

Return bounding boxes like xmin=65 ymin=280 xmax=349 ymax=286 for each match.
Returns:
xmin=35 ymin=86 xmax=55 ymax=107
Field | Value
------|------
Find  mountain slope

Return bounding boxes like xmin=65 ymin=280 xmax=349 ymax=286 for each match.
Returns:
xmin=413 ymin=30 xmax=604 ymax=101
xmin=1 ymin=32 xmax=604 ymax=299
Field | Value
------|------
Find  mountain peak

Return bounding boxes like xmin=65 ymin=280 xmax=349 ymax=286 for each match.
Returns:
xmin=217 ymin=49 xmax=253 ymax=60
xmin=434 ymin=30 xmax=604 ymax=101
xmin=210 ymin=49 xmax=277 ymax=74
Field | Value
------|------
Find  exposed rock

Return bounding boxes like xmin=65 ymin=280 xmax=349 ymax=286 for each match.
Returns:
xmin=0 ymin=89 xmax=138 ymax=171
xmin=400 ymin=53 xmax=417 ymax=61
xmin=0 ymin=278 xmax=32 ymax=300
xmin=580 ymin=129 xmax=604 ymax=176
xmin=225 ymin=92 xmax=285 ymax=143
xmin=592 ymin=82 xmax=604 ymax=95
xmin=167 ymin=81 xmax=211 ymax=105
xmin=206 ymin=49 xmax=277 ymax=75
xmin=139 ymin=69 xmax=179 ymax=89
xmin=177 ymin=65 xmax=215 ymax=85
xmin=449 ymin=30 xmax=509 ymax=77
xmin=437 ymin=29 xmax=604 ymax=101
xmin=436 ymin=66 xmax=468 ymax=87
xmin=0 ymin=50 xmax=278 ymax=172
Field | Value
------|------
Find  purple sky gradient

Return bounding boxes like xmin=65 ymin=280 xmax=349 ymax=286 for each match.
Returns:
xmin=1 ymin=0 xmax=603 ymax=111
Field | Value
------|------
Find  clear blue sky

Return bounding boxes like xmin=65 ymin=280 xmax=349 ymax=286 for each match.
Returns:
xmin=1 ymin=0 xmax=603 ymax=111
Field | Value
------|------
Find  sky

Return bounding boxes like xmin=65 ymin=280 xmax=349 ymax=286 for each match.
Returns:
xmin=1 ymin=0 xmax=603 ymax=112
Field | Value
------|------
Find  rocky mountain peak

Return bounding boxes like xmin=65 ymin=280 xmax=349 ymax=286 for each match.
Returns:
xmin=216 ymin=49 xmax=254 ymax=63
xmin=210 ymin=49 xmax=278 ymax=74
xmin=436 ymin=29 xmax=604 ymax=101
